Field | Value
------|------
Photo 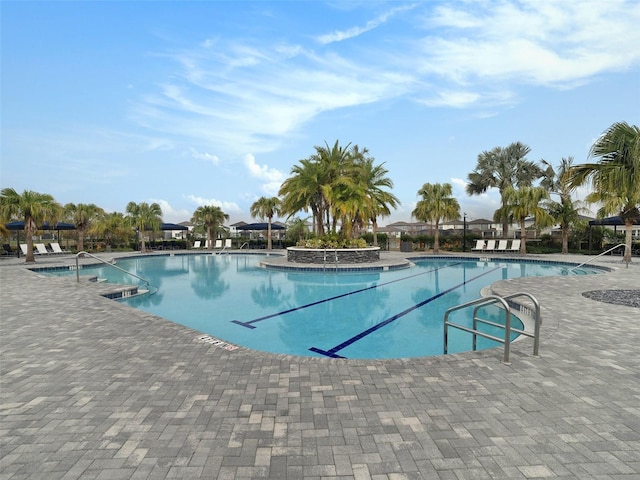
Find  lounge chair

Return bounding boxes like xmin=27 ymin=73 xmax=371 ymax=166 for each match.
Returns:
xmin=214 ymin=240 xmax=223 ymax=249
xmin=50 ymin=242 xmax=68 ymax=254
xmin=484 ymin=240 xmax=496 ymax=252
xmin=2 ymin=244 xmax=15 ymax=256
xmin=20 ymin=244 xmax=30 ymax=256
xmin=496 ymin=240 xmax=508 ymax=252
xmin=193 ymin=240 xmax=201 ymax=249
xmin=471 ymin=240 xmax=486 ymax=251
xmin=224 ymin=239 xmax=232 ymax=249
xmin=35 ymin=243 xmax=50 ymax=255
xmin=508 ymin=239 xmax=521 ymax=252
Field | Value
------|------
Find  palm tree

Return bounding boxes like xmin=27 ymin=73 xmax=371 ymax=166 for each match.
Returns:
xmin=500 ymin=186 xmax=553 ymax=254
xmin=567 ymin=121 xmax=640 ymax=263
xmin=467 ymin=142 xmax=543 ymax=238
xmin=90 ymin=212 xmax=130 ymax=251
xmin=356 ymin=156 xmax=399 ymax=246
xmin=64 ymin=203 xmax=104 ymax=252
xmin=125 ymin=201 xmax=163 ymax=253
xmin=191 ymin=205 xmax=229 ymax=251
xmin=250 ymin=197 xmax=281 ymax=251
xmin=279 ymin=158 xmax=326 ymax=236
xmin=0 ymin=188 xmax=62 ymax=262
xmin=541 ymin=157 xmax=587 ymax=254
xmin=412 ymin=183 xmax=460 ymax=254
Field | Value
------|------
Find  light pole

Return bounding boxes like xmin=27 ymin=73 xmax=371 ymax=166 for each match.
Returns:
xmin=463 ymin=213 xmax=467 ymax=252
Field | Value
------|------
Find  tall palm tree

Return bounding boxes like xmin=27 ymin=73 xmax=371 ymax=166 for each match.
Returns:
xmin=567 ymin=121 xmax=640 ymax=263
xmin=64 ymin=203 xmax=104 ymax=252
xmin=313 ymin=140 xmax=357 ymax=233
xmin=279 ymin=158 xmax=326 ymax=236
xmin=467 ymin=142 xmax=542 ymax=238
xmin=500 ymin=186 xmax=553 ymax=254
xmin=125 ymin=201 xmax=163 ymax=253
xmin=412 ymin=183 xmax=460 ymax=254
xmin=541 ymin=157 xmax=587 ymax=254
xmin=191 ymin=205 xmax=229 ymax=251
xmin=0 ymin=188 xmax=62 ymax=262
xmin=250 ymin=197 xmax=281 ymax=250
xmin=90 ymin=211 xmax=130 ymax=251
xmin=357 ymin=156 xmax=399 ymax=246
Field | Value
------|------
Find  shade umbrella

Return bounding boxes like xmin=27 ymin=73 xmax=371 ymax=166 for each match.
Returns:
xmin=235 ymin=222 xmax=285 ymax=231
xmin=4 ymin=221 xmax=76 ymax=257
xmin=161 ymin=223 xmax=188 ymax=231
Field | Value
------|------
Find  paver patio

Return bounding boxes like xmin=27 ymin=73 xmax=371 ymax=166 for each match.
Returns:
xmin=1 ymin=251 xmax=638 ymax=479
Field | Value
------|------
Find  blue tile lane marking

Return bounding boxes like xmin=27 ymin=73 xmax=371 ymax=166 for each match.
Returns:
xmin=230 ymin=263 xmax=462 ymax=329
xmin=309 ymin=266 xmax=503 ymax=358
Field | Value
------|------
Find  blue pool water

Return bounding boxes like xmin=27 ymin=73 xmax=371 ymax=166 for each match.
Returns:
xmin=43 ymin=254 xmax=601 ymax=359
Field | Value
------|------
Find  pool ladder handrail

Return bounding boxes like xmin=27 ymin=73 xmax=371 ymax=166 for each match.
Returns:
xmin=75 ymin=251 xmax=154 ymax=293
xmin=569 ymin=243 xmax=628 ymax=271
xmin=443 ymin=292 xmax=541 ymax=365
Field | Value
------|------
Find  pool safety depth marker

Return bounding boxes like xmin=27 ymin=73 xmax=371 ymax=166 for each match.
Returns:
xmin=309 ymin=266 xmax=502 ymax=358
xmin=230 ymin=263 xmax=461 ymax=329
xmin=198 ymin=335 xmax=238 ymax=351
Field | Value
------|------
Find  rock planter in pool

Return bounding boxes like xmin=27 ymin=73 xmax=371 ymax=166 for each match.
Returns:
xmin=287 ymin=246 xmax=380 ymax=264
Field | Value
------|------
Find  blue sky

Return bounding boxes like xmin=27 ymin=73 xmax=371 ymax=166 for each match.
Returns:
xmin=2 ymin=0 xmax=639 ymax=226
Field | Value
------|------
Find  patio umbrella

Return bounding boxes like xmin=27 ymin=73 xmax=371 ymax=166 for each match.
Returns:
xmin=4 ymin=221 xmax=76 ymax=257
xmin=161 ymin=223 xmax=188 ymax=231
xmin=235 ymin=222 xmax=285 ymax=231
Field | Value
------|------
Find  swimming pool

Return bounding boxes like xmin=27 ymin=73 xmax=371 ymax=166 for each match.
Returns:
xmin=41 ymin=254 xmax=602 ymax=359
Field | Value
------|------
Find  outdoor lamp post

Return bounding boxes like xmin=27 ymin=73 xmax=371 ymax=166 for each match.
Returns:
xmin=463 ymin=213 xmax=467 ymax=252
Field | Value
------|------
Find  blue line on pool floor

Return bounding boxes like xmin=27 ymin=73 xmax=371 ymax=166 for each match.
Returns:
xmin=309 ymin=266 xmax=502 ymax=358
xmin=230 ymin=262 xmax=461 ymax=329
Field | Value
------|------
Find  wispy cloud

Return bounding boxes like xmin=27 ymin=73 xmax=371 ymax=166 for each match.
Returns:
xmin=132 ymin=0 xmax=640 ymax=157
xmin=190 ymin=147 xmax=220 ymax=165
xmin=316 ymin=4 xmax=418 ymax=44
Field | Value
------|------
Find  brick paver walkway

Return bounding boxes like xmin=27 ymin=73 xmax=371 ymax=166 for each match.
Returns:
xmin=1 ymin=252 xmax=639 ymax=479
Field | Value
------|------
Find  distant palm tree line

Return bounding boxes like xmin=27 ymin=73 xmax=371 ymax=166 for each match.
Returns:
xmin=1 ymin=122 xmax=638 ymax=262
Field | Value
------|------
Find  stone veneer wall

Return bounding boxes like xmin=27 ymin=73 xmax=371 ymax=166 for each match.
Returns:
xmin=287 ymin=247 xmax=380 ymax=264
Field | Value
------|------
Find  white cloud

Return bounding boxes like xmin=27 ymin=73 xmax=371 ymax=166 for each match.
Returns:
xmin=316 ymin=4 xmax=418 ymax=45
xmin=150 ymin=199 xmax=191 ymax=223
xmin=190 ymin=147 xmax=220 ymax=165
xmin=186 ymin=195 xmax=242 ymax=215
xmin=244 ymin=153 xmax=286 ymax=183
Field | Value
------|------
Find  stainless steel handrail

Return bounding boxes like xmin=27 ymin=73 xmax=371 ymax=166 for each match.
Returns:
xmin=570 ymin=243 xmax=627 ymax=271
xmin=444 ymin=292 xmax=540 ymax=364
xmin=75 ymin=251 xmax=151 ymax=291
xmin=501 ymin=292 xmax=541 ymax=357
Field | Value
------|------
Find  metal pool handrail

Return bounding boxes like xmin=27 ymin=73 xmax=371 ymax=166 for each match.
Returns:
xmin=444 ymin=292 xmax=540 ymax=364
xmin=75 ymin=251 xmax=151 ymax=290
xmin=570 ymin=243 xmax=627 ymax=271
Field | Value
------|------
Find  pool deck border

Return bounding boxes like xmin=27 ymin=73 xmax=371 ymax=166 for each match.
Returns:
xmin=1 ymin=250 xmax=639 ymax=479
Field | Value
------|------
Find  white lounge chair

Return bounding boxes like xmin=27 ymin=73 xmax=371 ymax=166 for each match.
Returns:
xmin=35 ymin=243 xmax=49 ymax=255
xmin=20 ymin=244 xmax=29 ymax=256
xmin=496 ymin=240 xmax=508 ymax=252
xmin=214 ymin=240 xmax=223 ymax=249
xmin=193 ymin=240 xmax=201 ymax=249
xmin=50 ymin=242 xmax=67 ymax=254
xmin=508 ymin=239 xmax=521 ymax=252
xmin=224 ymin=239 xmax=232 ymax=249
xmin=484 ymin=240 xmax=496 ymax=252
xmin=471 ymin=240 xmax=486 ymax=251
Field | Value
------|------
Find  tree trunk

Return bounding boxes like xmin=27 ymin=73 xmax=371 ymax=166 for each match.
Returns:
xmin=502 ymin=216 xmax=509 ymax=239
xmin=372 ymin=219 xmax=378 ymax=247
xmin=561 ymin=225 xmax=569 ymax=254
xmin=25 ymin=227 xmax=35 ymax=263
xmin=520 ymin=219 xmax=526 ymax=254
xmin=433 ymin=222 xmax=440 ymax=254
xmin=267 ymin=219 xmax=272 ymax=251
xmin=624 ymin=220 xmax=633 ymax=263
